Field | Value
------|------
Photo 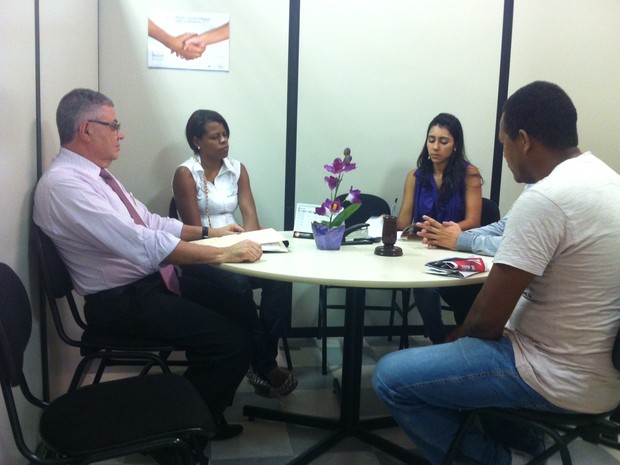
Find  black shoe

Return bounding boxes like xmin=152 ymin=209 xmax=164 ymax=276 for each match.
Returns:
xmin=211 ymin=416 xmax=243 ymax=441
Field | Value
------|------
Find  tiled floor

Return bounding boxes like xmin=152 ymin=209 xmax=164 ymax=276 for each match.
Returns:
xmin=100 ymin=335 xmax=620 ymax=465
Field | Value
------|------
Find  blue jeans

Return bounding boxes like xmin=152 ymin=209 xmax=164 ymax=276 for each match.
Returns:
xmin=372 ymin=336 xmax=571 ymax=465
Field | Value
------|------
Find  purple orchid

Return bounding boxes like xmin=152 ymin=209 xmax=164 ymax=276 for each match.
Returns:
xmin=325 ymin=175 xmax=339 ymax=191
xmin=314 ymin=148 xmax=363 ymax=228
xmin=315 ymin=198 xmax=343 ymax=216
xmin=345 ymin=187 xmax=362 ymax=204
xmin=325 ymin=157 xmax=357 ymax=174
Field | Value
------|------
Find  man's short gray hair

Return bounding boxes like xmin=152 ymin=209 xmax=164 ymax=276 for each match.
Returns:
xmin=56 ymin=88 xmax=114 ymax=145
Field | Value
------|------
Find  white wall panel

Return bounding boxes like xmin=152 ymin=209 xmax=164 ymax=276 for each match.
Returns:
xmin=500 ymin=0 xmax=620 ymax=214
xmin=296 ymin=0 xmax=504 ymax=210
xmin=1 ymin=0 xmax=39 ymax=462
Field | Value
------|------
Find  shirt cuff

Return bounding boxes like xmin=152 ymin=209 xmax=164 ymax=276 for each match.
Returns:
xmin=456 ymin=232 xmax=474 ymax=252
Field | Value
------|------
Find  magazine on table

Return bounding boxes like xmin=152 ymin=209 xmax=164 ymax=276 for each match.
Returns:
xmin=425 ymin=256 xmax=490 ymax=278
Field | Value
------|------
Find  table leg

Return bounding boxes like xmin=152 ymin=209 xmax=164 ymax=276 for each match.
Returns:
xmin=339 ymin=287 xmax=365 ymax=432
xmin=342 ymin=288 xmax=429 ymax=464
xmin=243 ymin=286 xmax=429 ymax=465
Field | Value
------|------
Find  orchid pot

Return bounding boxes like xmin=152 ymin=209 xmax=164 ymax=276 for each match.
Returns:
xmin=311 ymin=222 xmax=346 ymax=250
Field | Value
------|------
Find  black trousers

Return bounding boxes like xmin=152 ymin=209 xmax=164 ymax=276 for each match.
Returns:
xmin=84 ymin=272 xmax=257 ymax=419
xmin=439 ymin=283 xmax=483 ymax=325
xmin=182 ymin=263 xmax=292 ymax=359
xmin=413 ymin=284 xmax=483 ymax=344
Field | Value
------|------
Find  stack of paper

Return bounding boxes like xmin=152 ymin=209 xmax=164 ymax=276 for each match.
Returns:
xmin=193 ymin=228 xmax=289 ymax=253
xmin=425 ymin=256 xmax=490 ymax=278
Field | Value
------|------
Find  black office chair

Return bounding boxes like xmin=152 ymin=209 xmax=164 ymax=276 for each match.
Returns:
xmin=169 ymin=197 xmax=293 ymax=370
xmin=169 ymin=196 xmax=179 ymax=218
xmin=317 ymin=193 xmax=413 ymax=374
xmin=442 ymin=328 xmax=620 ymax=464
xmin=480 ymin=197 xmax=501 ymax=228
xmin=0 ymin=262 xmax=214 ymax=465
xmin=34 ymin=225 xmax=185 ymax=391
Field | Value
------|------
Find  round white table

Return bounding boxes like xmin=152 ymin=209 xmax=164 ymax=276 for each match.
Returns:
xmin=220 ymin=231 xmax=489 ymax=289
xmin=219 ymin=232 xmax=490 ymax=465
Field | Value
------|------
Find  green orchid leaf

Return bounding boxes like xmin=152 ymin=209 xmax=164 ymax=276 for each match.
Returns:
xmin=330 ymin=204 xmax=361 ymax=227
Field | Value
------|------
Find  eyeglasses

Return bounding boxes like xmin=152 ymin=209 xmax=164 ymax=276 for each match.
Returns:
xmin=88 ymin=119 xmax=121 ymax=132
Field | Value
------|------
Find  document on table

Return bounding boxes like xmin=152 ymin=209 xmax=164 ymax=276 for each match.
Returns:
xmin=193 ymin=228 xmax=289 ymax=253
xmin=293 ymin=203 xmax=322 ymax=238
xmin=365 ymin=216 xmax=384 ymax=239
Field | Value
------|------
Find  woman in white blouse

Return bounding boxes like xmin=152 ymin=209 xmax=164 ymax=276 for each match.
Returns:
xmin=173 ymin=109 xmax=296 ymax=396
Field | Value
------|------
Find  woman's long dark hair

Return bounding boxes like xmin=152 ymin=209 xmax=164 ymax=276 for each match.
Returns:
xmin=416 ymin=113 xmax=470 ymax=202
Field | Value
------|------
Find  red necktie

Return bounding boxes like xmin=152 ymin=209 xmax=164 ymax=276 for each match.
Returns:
xmin=100 ymin=169 xmax=181 ymax=295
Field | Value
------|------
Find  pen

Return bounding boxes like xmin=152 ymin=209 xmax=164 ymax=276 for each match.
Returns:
xmin=391 ymin=197 xmax=398 ymax=216
xmin=294 ymin=231 xmax=313 ymax=239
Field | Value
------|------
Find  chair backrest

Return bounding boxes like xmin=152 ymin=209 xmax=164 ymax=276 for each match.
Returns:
xmin=338 ymin=195 xmax=499 ymax=228
xmin=33 ymin=225 xmax=87 ymax=339
xmin=613 ymin=327 xmax=620 ymax=371
xmin=481 ymin=197 xmax=500 ymax=227
xmin=34 ymin=226 xmax=73 ymax=299
xmin=169 ymin=197 xmax=178 ymax=219
xmin=0 ymin=263 xmax=48 ymax=464
xmin=337 ymin=193 xmax=390 ymax=226
xmin=0 ymin=263 xmax=32 ymax=388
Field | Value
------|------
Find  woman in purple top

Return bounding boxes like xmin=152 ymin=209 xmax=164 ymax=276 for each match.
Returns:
xmin=396 ymin=113 xmax=483 ymax=343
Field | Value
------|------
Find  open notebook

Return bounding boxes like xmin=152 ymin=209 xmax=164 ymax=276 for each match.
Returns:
xmin=193 ymin=228 xmax=289 ymax=253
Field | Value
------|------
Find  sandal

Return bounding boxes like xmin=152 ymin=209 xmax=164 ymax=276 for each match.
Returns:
xmin=246 ymin=368 xmax=271 ymax=395
xmin=274 ymin=373 xmax=298 ymax=396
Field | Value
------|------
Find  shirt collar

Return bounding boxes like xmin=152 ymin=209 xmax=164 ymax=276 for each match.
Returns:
xmin=192 ymin=155 xmax=234 ymax=178
xmin=57 ymin=147 xmax=104 ymax=178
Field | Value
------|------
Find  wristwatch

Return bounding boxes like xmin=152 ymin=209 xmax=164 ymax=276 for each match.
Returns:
xmin=202 ymin=226 xmax=209 ymax=238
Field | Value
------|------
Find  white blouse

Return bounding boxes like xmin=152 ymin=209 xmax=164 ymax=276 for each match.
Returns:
xmin=177 ymin=155 xmax=241 ymax=228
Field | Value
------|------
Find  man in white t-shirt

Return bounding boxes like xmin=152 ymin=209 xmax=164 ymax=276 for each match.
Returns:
xmin=373 ymin=81 xmax=620 ymax=465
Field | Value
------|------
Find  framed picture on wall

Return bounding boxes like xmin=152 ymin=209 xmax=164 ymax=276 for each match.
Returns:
xmin=147 ymin=10 xmax=230 ymax=71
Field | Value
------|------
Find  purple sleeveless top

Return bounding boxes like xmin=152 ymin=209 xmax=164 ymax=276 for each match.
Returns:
xmin=412 ymin=162 xmax=468 ymax=224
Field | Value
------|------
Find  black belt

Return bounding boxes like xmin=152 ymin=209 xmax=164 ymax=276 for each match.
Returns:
xmin=85 ymin=273 xmax=161 ymax=303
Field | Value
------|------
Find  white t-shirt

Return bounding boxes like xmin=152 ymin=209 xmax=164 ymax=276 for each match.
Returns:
xmin=177 ymin=156 xmax=241 ymax=228
xmin=495 ymin=152 xmax=620 ymax=413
